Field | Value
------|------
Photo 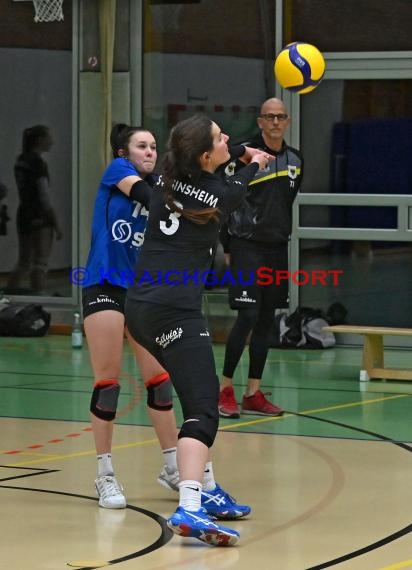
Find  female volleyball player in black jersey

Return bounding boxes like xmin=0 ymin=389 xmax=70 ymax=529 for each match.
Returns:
xmin=125 ymin=114 xmax=270 ymax=546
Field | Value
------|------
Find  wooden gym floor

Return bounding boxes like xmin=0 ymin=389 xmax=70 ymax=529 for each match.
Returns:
xmin=1 ymin=335 xmax=412 ymax=570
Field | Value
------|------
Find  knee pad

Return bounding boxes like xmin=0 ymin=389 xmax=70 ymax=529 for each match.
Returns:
xmin=145 ymin=372 xmax=173 ymax=411
xmin=90 ymin=379 xmax=120 ymax=421
xmin=178 ymin=409 xmax=219 ymax=448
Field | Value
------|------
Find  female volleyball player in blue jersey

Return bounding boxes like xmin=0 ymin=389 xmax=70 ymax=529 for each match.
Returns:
xmin=125 ymin=115 xmax=271 ymax=546
xmin=82 ymin=124 xmax=180 ymax=509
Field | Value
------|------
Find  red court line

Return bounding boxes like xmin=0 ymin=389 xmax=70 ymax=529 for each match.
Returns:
xmin=2 ymin=425 xmax=93 ymax=455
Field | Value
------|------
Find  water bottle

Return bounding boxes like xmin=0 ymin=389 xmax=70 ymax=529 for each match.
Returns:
xmin=71 ymin=311 xmax=83 ymax=348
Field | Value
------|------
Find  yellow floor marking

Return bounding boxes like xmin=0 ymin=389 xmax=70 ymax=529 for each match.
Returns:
xmin=0 ymin=451 xmax=63 ymax=458
xmin=378 ymin=561 xmax=412 ymax=570
xmin=219 ymin=393 xmax=409 ymax=430
xmin=4 ymin=394 xmax=409 ymax=467
xmin=296 ymin=393 xmax=408 ymax=415
xmin=5 ymin=437 xmax=159 ymax=467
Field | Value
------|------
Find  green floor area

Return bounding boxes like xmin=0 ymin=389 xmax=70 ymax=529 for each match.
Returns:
xmin=1 ymin=335 xmax=412 ymax=443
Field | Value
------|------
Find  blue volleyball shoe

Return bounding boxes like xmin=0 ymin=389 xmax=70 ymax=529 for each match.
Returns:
xmin=201 ymin=484 xmax=251 ymax=519
xmin=167 ymin=506 xmax=239 ymax=546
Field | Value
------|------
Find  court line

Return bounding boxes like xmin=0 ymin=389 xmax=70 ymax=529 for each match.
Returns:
xmin=4 ymin=393 xmax=408 ymax=467
xmin=0 ymin=483 xmax=173 ymax=568
xmin=378 ymin=561 xmax=412 ymax=570
xmin=306 ymin=524 xmax=412 ymax=570
xmin=4 ymin=436 xmax=161 ymax=467
xmin=3 ymin=452 xmax=63 ymax=459
xmin=218 ymin=393 xmax=409 ymax=431
xmin=3 ymin=393 xmax=412 ymax=567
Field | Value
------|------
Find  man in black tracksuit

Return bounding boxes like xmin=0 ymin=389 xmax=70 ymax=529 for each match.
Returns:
xmin=219 ymin=97 xmax=304 ymax=418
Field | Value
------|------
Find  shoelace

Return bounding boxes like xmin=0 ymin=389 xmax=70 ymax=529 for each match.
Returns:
xmin=98 ymin=476 xmax=123 ymax=497
xmin=217 ymin=488 xmax=236 ymax=504
xmin=254 ymin=390 xmax=273 ymax=401
xmin=184 ymin=509 xmax=219 ymax=528
xmin=203 ymin=486 xmax=236 ymax=506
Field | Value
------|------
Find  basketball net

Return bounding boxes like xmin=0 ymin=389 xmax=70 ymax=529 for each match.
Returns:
xmin=32 ymin=0 xmax=64 ymax=22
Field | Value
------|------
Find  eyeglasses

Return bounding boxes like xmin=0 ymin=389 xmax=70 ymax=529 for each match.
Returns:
xmin=259 ymin=113 xmax=289 ymax=122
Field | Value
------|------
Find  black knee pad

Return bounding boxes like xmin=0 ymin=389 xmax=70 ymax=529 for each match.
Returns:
xmin=178 ymin=410 xmax=219 ymax=448
xmin=145 ymin=373 xmax=173 ymax=411
xmin=90 ymin=379 xmax=120 ymax=421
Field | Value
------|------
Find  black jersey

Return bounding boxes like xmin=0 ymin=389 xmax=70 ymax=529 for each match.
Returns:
xmin=127 ymin=162 xmax=259 ymax=310
xmin=221 ymin=134 xmax=303 ymax=248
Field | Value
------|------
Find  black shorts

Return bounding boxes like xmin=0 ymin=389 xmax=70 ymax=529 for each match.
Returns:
xmin=228 ymin=242 xmax=289 ymax=311
xmin=82 ymin=283 xmax=126 ymax=319
xmin=125 ymin=300 xmax=212 ymax=360
xmin=125 ymin=299 xmax=218 ymax=404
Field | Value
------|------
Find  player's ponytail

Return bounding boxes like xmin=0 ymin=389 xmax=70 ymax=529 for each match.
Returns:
xmin=110 ymin=123 xmax=129 ymax=158
xmin=162 ymin=115 xmax=220 ymax=225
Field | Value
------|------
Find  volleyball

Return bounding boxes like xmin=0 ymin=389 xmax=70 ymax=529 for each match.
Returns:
xmin=274 ymin=42 xmax=326 ymax=94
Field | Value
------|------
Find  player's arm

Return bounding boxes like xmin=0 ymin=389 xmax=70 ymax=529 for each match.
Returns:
xmin=228 ymin=144 xmax=275 ymax=165
xmin=225 ymin=152 xmax=271 ymax=206
xmin=116 ymin=175 xmax=152 ymax=208
xmin=228 ymin=144 xmax=246 ymax=160
xmin=240 ymin=146 xmax=276 ymax=164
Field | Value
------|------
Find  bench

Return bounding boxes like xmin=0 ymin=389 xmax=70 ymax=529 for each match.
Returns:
xmin=323 ymin=325 xmax=412 ymax=382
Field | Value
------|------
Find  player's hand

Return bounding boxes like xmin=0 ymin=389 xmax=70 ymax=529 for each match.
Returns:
xmin=251 ymin=151 xmax=272 ymax=170
xmin=241 ymin=146 xmax=275 ymax=165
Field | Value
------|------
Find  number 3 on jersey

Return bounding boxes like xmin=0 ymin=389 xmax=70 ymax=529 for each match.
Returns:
xmin=160 ymin=201 xmax=183 ymax=236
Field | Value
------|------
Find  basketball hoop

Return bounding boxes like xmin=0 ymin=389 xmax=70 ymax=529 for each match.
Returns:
xmin=32 ymin=0 xmax=64 ymax=23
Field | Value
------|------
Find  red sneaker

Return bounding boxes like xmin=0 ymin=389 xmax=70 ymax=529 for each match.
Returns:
xmin=241 ymin=390 xmax=284 ymax=416
xmin=218 ymin=386 xmax=240 ymax=419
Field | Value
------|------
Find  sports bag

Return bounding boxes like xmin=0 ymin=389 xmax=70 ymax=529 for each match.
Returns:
xmin=0 ymin=303 xmax=51 ymax=337
xmin=271 ymin=306 xmax=336 ymax=349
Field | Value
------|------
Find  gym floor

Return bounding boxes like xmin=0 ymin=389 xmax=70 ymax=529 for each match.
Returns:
xmin=1 ymin=335 xmax=412 ymax=570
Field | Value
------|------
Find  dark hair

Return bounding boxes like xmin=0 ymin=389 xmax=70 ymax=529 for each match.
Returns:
xmin=22 ymin=125 xmax=49 ymax=154
xmin=162 ymin=114 xmax=220 ymax=225
xmin=110 ymin=123 xmax=156 ymax=159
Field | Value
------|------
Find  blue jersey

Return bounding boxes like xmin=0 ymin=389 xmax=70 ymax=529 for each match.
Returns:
xmin=85 ymin=157 xmax=149 ymax=289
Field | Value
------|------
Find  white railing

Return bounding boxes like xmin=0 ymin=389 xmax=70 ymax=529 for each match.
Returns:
xmin=290 ymin=193 xmax=412 ymax=309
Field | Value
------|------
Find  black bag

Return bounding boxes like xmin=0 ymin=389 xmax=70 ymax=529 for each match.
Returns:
xmin=326 ymin=302 xmax=348 ymax=326
xmin=271 ymin=306 xmax=335 ymax=349
xmin=0 ymin=303 xmax=51 ymax=337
